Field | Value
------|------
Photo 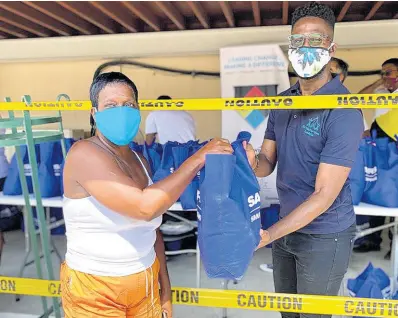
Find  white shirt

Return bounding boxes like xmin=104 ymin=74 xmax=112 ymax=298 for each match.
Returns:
xmin=145 ymin=111 xmax=196 ymax=144
xmin=63 ymin=152 xmax=162 ymax=276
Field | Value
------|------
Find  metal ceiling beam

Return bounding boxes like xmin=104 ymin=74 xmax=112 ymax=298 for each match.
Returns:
xmin=58 ymin=1 xmax=117 ymax=34
xmin=0 ymin=21 xmax=29 ymax=38
xmin=122 ymin=2 xmax=161 ymax=31
xmin=251 ymin=1 xmax=261 ymax=26
xmin=187 ymin=1 xmax=209 ymax=29
xmin=25 ymin=1 xmax=98 ymax=35
xmin=337 ymin=2 xmax=352 ymax=22
xmin=0 ymin=9 xmax=51 ymax=37
xmin=90 ymin=1 xmax=138 ymax=33
xmin=155 ymin=1 xmax=185 ymax=30
xmin=0 ymin=1 xmax=73 ymax=36
xmin=282 ymin=1 xmax=289 ymax=25
xmin=365 ymin=1 xmax=384 ymax=21
xmin=220 ymin=1 xmax=235 ymax=27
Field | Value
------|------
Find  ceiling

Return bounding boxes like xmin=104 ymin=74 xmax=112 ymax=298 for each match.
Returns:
xmin=0 ymin=1 xmax=396 ymax=40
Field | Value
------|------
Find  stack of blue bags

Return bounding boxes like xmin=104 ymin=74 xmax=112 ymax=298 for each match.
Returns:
xmin=131 ymin=140 xmax=207 ymax=210
xmin=349 ymin=132 xmax=398 ymax=207
xmin=3 ymin=139 xmax=76 ymax=235
xmin=349 ymin=133 xmax=398 ymax=245
xmin=347 ymin=262 xmax=397 ymax=318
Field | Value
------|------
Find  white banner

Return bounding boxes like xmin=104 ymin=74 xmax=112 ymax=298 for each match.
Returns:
xmin=220 ymin=44 xmax=290 ymax=207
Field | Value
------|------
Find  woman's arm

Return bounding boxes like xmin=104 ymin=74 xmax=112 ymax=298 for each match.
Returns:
xmin=155 ymin=229 xmax=172 ymax=317
xmin=65 ymin=138 xmax=232 ymax=221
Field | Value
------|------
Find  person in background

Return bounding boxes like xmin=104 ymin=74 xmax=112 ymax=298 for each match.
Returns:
xmin=246 ymin=3 xmax=364 ymax=318
xmin=353 ymin=58 xmax=398 ymax=259
xmin=0 ymin=115 xmax=9 ymax=265
xmin=330 ymin=57 xmax=349 ymax=83
xmin=61 ymin=72 xmax=232 ymax=318
xmin=145 ymin=95 xmax=196 ymax=145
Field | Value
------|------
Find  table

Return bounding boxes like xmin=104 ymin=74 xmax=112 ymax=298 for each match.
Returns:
xmin=2 ymin=193 xmax=398 ymax=293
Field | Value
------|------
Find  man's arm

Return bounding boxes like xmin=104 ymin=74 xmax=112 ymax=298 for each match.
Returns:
xmin=358 ymin=78 xmax=384 ymax=94
xmin=258 ymin=109 xmax=364 ymax=248
xmin=246 ymin=110 xmax=277 ymax=177
xmin=258 ymin=163 xmax=350 ymax=248
xmin=155 ymin=229 xmax=172 ymax=317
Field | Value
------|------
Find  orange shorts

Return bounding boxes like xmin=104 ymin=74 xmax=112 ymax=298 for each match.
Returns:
xmin=60 ymin=259 xmax=161 ymax=318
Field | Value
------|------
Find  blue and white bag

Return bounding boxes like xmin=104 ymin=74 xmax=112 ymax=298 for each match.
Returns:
xmin=197 ymin=131 xmax=261 ymax=280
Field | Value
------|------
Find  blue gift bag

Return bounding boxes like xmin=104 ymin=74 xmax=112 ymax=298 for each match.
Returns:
xmin=143 ymin=142 xmax=162 ymax=174
xmin=172 ymin=145 xmax=197 ymax=209
xmin=362 ymin=136 xmax=398 ymax=207
xmin=128 ymin=141 xmax=143 ymax=153
xmin=197 ymin=131 xmax=261 ymax=280
xmin=349 ymin=139 xmax=367 ymax=205
xmin=3 ymin=145 xmax=40 ymax=195
xmin=153 ymin=142 xmax=178 ymax=183
xmin=59 ymin=138 xmax=75 ymax=195
xmin=347 ymin=263 xmax=391 ymax=303
xmin=260 ymin=204 xmax=280 ymax=248
xmin=38 ymin=141 xmax=64 ymax=198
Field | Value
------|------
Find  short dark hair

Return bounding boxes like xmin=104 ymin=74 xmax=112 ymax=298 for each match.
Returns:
xmin=382 ymin=58 xmax=398 ymax=68
xmin=157 ymin=95 xmax=172 ymax=100
xmin=89 ymin=72 xmax=138 ymax=136
xmin=331 ymin=57 xmax=349 ymax=80
xmin=90 ymin=72 xmax=138 ymax=109
xmin=292 ymin=2 xmax=336 ymax=30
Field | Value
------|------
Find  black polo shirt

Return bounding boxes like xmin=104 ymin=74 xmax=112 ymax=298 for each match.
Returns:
xmin=265 ymin=76 xmax=364 ymax=234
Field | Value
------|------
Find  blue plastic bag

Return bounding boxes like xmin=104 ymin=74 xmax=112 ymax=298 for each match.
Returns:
xmin=347 ymin=263 xmax=391 ymax=302
xmin=3 ymin=145 xmax=40 ymax=195
xmin=38 ymin=141 xmax=64 ymax=198
xmin=260 ymin=204 xmax=280 ymax=248
xmin=362 ymin=136 xmax=398 ymax=207
xmin=143 ymin=142 xmax=162 ymax=174
xmin=172 ymin=145 xmax=197 ymax=209
xmin=349 ymin=139 xmax=367 ymax=205
xmin=60 ymin=138 xmax=75 ymax=195
xmin=153 ymin=142 xmax=178 ymax=183
xmin=197 ymin=131 xmax=261 ymax=280
xmin=128 ymin=141 xmax=143 ymax=153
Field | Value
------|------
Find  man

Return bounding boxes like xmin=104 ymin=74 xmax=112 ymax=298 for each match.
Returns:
xmin=145 ymin=95 xmax=196 ymax=145
xmin=246 ymin=3 xmax=364 ymax=317
xmin=330 ymin=57 xmax=349 ymax=83
xmin=354 ymin=58 xmax=398 ymax=259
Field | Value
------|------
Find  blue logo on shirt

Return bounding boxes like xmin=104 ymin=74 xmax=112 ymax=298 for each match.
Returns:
xmin=302 ymin=117 xmax=320 ymax=136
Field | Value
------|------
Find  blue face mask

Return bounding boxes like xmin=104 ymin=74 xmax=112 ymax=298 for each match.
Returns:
xmin=95 ymin=106 xmax=141 ymax=146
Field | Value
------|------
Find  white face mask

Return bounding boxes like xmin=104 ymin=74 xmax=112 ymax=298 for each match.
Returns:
xmin=288 ymin=44 xmax=334 ymax=79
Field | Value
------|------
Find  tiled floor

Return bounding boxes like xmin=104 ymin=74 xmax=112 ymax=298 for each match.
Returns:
xmin=0 ymin=230 xmax=392 ymax=318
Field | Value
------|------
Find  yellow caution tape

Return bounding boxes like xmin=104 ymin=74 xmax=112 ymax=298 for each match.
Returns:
xmin=0 ymin=276 xmax=397 ymax=317
xmin=0 ymin=93 xmax=397 ymax=111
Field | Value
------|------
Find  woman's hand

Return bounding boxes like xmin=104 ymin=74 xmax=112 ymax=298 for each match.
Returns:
xmin=193 ymin=138 xmax=233 ymax=166
xmin=160 ymin=289 xmax=172 ymax=318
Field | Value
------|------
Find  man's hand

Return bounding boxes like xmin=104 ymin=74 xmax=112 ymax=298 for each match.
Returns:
xmin=256 ymin=229 xmax=271 ymax=250
xmin=161 ymin=289 xmax=172 ymax=318
xmin=242 ymin=141 xmax=256 ymax=169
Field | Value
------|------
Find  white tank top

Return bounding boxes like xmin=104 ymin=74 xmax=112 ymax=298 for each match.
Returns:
xmin=63 ymin=149 xmax=162 ymax=277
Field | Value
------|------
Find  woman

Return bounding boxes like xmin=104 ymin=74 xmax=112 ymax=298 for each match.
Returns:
xmin=61 ymin=71 xmax=232 ymax=317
